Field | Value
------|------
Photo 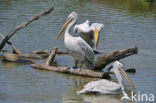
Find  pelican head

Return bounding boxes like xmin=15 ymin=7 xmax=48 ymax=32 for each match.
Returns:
xmin=113 ymin=61 xmax=136 ymax=89
xmin=90 ymin=23 xmax=104 ymax=50
xmin=56 ymin=12 xmax=78 ymax=40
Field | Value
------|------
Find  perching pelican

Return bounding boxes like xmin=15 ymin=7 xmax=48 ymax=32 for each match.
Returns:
xmin=56 ymin=12 xmax=98 ymax=69
xmin=77 ymin=61 xmax=136 ymax=100
xmin=73 ymin=20 xmax=104 ymax=50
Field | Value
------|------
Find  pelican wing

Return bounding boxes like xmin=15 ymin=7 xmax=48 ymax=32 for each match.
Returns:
xmin=77 ymin=79 xmax=122 ymax=94
xmin=73 ymin=20 xmax=92 ymax=34
xmin=77 ymin=37 xmax=94 ymax=65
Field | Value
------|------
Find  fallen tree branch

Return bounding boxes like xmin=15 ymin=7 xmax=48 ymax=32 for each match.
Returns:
xmin=93 ymin=46 xmax=138 ymax=70
xmin=45 ymin=47 xmax=58 ymax=65
xmin=32 ymin=49 xmax=68 ymax=57
xmin=2 ymin=53 xmax=34 ymax=64
xmin=2 ymin=46 xmax=138 ymax=68
xmin=2 ymin=46 xmax=138 ymax=78
xmin=31 ymin=63 xmax=110 ymax=79
xmin=0 ymin=5 xmax=54 ymax=51
xmin=32 ymin=50 xmax=50 ymax=58
xmin=19 ymin=54 xmax=42 ymax=59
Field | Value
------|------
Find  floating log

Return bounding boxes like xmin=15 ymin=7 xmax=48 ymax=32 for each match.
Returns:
xmin=0 ymin=5 xmax=54 ymax=51
xmin=93 ymin=46 xmax=138 ymax=70
xmin=19 ymin=54 xmax=42 ymax=59
xmin=2 ymin=53 xmax=33 ymax=64
xmin=45 ymin=47 xmax=58 ymax=65
xmin=31 ymin=63 xmax=110 ymax=79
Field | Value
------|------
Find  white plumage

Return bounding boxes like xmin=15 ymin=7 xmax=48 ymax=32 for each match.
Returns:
xmin=56 ymin=12 xmax=95 ymax=69
xmin=77 ymin=79 xmax=122 ymax=94
xmin=77 ymin=61 xmax=136 ymax=100
xmin=73 ymin=20 xmax=104 ymax=49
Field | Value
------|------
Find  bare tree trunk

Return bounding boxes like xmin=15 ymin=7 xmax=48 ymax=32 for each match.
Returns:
xmin=93 ymin=46 xmax=138 ymax=70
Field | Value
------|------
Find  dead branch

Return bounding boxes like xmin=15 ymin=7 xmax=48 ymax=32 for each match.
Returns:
xmin=57 ymin=50 xmax=68 ymax=55
xmin=19 ymin=54 xmax=42 ymax=59
xmin=32 ymin=49 xmax=68 ymax=57
xmin=32 ymin=50 xmax=50 ymax=58
xmin=0 ymin=5 xmax=54 ymax=51
xmin=45 ymin=47 xmax=58 ymax=65
xmin=93 ymin=46 xmax=138 ymax=70
xmin=31 ymin=63 xmax=110 ymax=79
xmin=2 ymin=53 xmax=34 ymax=64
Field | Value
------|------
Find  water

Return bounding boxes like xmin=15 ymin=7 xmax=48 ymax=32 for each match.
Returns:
xmin=0 ymin=0 xmax=156 ymax=103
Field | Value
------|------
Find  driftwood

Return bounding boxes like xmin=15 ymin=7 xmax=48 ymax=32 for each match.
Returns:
xmin=31 ymin=63 xmax=110 ymax=79
xmin=32 ymin=50 xmax=50 ymax=58
xmin=2 ymin=46 xmax=138 ymax=68
xmin=1 ymin=46 xmax=138 ymax=78
xmin=19 ymin=54 xmax=42 ymax=59
xmin=45 ymin=47 xmax=58 ymax=65
xmin=32 ymin=49 xmax=68 ymax=58
xmin=93 ymin=46 xmax=138 ymax=70
xmin=2 ymin=53 xmax=34 ymax=64
xmin=30 ymin=46 xmax=137 ymax=78
xmin=0 ymin=5 xmax=54 ymax=51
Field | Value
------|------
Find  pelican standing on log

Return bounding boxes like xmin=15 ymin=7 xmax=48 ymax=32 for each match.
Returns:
xmin=56 ymin=12 xmax=98 ymax=70
xmin=73 ymin=20 xmax=104 ymax=50
xmin=77 ymin=61 xmax=136 ymax=100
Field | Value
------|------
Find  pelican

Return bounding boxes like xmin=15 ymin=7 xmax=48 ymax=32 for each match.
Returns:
xmin=56 ymin=12 xmax=98 ymax=69
xmin=77 ymin=61 xmax=136 ymax=100
xmin=73 ymin=20 xmax=104 ymax=50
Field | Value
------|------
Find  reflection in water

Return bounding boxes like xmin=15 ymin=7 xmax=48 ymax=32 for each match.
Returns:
xmin=82 ymin=94 xmax=122 ymax=103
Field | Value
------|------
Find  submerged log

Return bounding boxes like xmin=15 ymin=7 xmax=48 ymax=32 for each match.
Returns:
xmin=31 ymin=63 xmax=110 ymax=79
xmin=0 ymin=5 xmax=54 ymax=51
xmin=93 ymin=46 xmax=138 ymax=70
xmin=45 ymin=47 xmax=58 ymax=65
xmin=2 ymin=53 xmax=33 ymax=64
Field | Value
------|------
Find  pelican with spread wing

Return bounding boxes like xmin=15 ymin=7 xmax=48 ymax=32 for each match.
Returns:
xmin=56 ymin=12 xmax=99 ymax=69
xmin=73 ymin=20 xmax=104 ymax=50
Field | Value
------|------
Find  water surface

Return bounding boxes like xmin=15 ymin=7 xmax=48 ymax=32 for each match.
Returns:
xmin=0 ymin=0 xmax=156 ymax=103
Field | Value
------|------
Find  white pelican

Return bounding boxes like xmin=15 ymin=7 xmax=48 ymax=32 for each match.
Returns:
xmin=77 ymin=61 xmax=136 ymax=100
xmin=73 ymin=20 xmax=104 ymax=50
xmin=56 ymin=12 xmax=98 ymax=69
